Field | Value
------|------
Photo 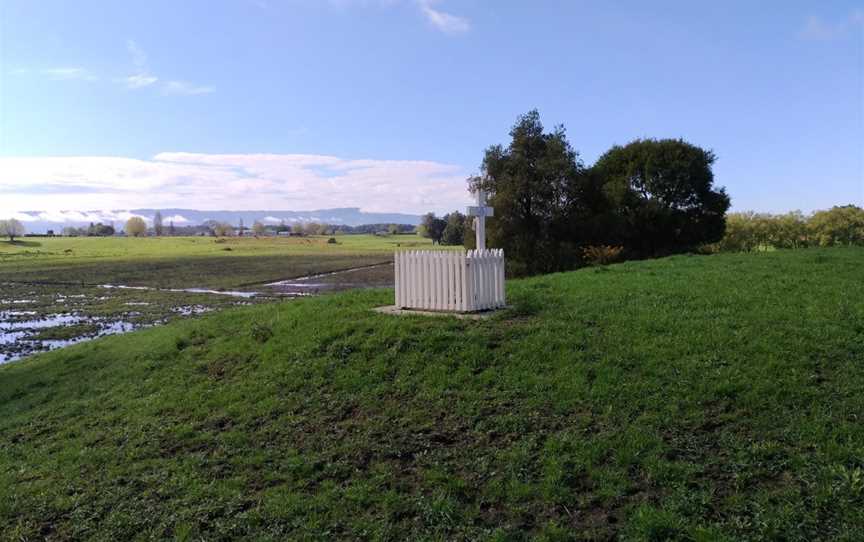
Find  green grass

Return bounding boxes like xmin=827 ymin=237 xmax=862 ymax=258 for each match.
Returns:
xmin=0 ymin=235 xmax=438 ymax=288
xmin=2 ymin=248 xmax=863 ymax=540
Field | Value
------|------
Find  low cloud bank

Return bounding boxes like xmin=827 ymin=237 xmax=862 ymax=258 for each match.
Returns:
xmin=0 ymin=153 xmax=472 ymax=217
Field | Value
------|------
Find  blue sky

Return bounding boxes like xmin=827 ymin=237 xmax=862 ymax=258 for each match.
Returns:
xmin=1 ymin=0 xmax=862 ymax=219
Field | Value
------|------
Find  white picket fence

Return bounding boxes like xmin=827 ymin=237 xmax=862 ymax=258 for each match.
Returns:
xmin=394 ymin=249 xmax=506 ymax=312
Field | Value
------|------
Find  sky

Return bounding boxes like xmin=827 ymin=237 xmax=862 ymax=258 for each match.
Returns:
xmin=1 ymin=0 xmax=862 ymax=221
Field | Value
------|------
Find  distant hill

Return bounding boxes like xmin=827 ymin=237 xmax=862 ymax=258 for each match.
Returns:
xmin=13 ymin=208 xmax=422 ymax=233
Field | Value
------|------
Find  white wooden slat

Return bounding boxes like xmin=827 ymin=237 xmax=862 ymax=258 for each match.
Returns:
xmin=406 ymin=251 xmax=412 ymax=308
xmin=402 ymin=252 xmax=413 ymax=307
xmin=448 ymin=252 xmax=456 ymax=311
xmin=441 ymin=252 xmax=448 ymax=310
xmin=441 ymin=255 xmax=448 ymax=310
xmin=426 ymin=251 xmax=433 ymax=308
xmin=402 ymin=251 xmax=407 ymax=307
xmin=395 ymin=251 xmax=401 ymax=307
xmin=490 ymin=250 xmax=496 ymax=308
xmin=464 ymin=252 xmax=472 ymax=312
xmin=428 ymin=252 xmax=435 ymax=310
xmin=473 ymin=251 xmax=480 ymax=311
xmin=436 ymin=254 xmax=443 ymax=311
xmin=430 ymin=251 xmax=436 ymax=309
xmin=477 ymin=252 xmax=482 ymax=309
xmin=492 ymin=252 xmax=499 ymax=307
xmin=433 ymin=252 xmax=438 ymax=309
xmin=457 ymin=252 xmax=462 ymax=310
xmin=412 ymin=251 xmax=419 ymax=308
xmin=498 ymin=249 xmax=505 ymax=306
xmin=423 ymin=251 xmax=429 ymax=308
xmin=483 ymin=252 xmax=490 ymax=310
xmin=474 ymin=250 xmax=481 ymax=310
xmin=465 ymin=250 xmax=472 ymax=312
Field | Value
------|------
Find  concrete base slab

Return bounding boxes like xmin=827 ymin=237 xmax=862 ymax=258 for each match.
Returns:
xmin=373 ymin=305 xmax=507 ymax=320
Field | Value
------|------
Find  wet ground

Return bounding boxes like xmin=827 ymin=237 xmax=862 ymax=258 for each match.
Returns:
xmin=0 ymin=263 xmax=394 ymax=364
xmin=267 ymin=263 xmax=394 ymax=295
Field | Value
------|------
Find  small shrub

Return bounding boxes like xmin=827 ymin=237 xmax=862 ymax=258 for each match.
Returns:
xmin=327 ymin=237 xmax=337 ymax=244
xmin=581 ymin=245 xmax=623 ymax=266
xmin=250 ymin=321 xmax=273 ymax=343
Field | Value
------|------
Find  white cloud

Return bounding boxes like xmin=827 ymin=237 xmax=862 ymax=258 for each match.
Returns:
xmin=800 ymin=11 xmax=863 ymax=40
xmin=418 ymin=0 xmax=470 ymax=33
xmin=96 ymin=40 xmax=212 ymax=94
xmin=12 ymin=67 xmax=98 ymax=81
xmin=12 ymin=210 xmax=149 ymax=225
xmin=162 ymin=80 xmax=215 ymax=95
xmin=123 ymin=74 xmax=159 ymax=89
xmin=127 ymin=40 xmax=148 ymax=69
xmin=323 ymin=0 xmax=470 ymax=33
xmin=121 ymin=39 xmax=161 ymax=90
xmin=42 ymin=67 xmax=98 ymax=81
xmin=0 ymin=153 xmax=472 ymax=216
xmin=801 ymin=16 xmax=846 ymax=40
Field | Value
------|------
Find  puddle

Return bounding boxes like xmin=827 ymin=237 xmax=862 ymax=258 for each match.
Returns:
xmin=267 ymin=263 xmax=394 ymax=295
xmin=100 ymin=284 xmax=259 ymax=298
xmin=0 ymin=314 xmax=142 ymax=364
xmin=176 ymin=288 xmax=258 ymax=298
xmin=268 ymin=263 xmax=393 ymax=286
xmin=172 ymin=305 xmax=213 ymax=316
xmin=0 ymin=331 xmax=27 ymax=345
xmin=1 ymin=313 xmax=86 ymax=331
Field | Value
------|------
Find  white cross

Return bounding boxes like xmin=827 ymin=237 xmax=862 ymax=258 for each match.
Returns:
xmin=467 ymin=189 xmax=494 ymax=250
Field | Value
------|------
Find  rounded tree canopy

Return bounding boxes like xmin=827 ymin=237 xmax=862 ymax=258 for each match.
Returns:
xmin=0 ymin=218 xmax=26 ymax=241
xmin=592 ymin=138 xmax=731 ymax=250
xmin=125 ymin=216 xmax=147 ymax=237
xmin=593 ymin=138 xmax=727 ymax=212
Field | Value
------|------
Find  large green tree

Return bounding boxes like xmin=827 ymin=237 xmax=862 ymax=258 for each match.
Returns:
xmin=419 ymin=213 xmax=447 ymax=244
xmin=441 ymin=211 xmax=468 ymax=246
xmin=592 ymin=138 xmax=730 ymax=256
xmin=469 ymin=110 xmax=589 ymax=275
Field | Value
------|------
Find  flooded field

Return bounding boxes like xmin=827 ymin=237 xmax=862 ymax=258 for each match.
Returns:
xmin=0 ymin=263 xmax=394 ymax=364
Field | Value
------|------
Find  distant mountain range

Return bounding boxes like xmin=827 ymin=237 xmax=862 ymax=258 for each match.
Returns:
xmin=14 ymin=208 xmax=423 ymax=234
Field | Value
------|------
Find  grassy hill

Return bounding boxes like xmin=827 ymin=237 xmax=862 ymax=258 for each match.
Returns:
xmin=2 ymin=249 xmax=863 ymax=540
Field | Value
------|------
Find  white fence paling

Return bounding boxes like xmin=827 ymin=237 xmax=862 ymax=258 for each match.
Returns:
xmin=394 ymin=249 xmax=505 ymax=312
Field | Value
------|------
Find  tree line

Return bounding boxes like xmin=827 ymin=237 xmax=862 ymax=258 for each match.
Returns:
xmin=417 ymin=212 xmax=471 ymax=246
xmin=457 ymin=110 xmax=730 ymax=275
xmin=715 ymin=206 xmax=864 ymax=252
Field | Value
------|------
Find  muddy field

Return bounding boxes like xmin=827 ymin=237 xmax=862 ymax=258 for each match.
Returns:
xmin=0 ymin=263 xmax=394 ymax=364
